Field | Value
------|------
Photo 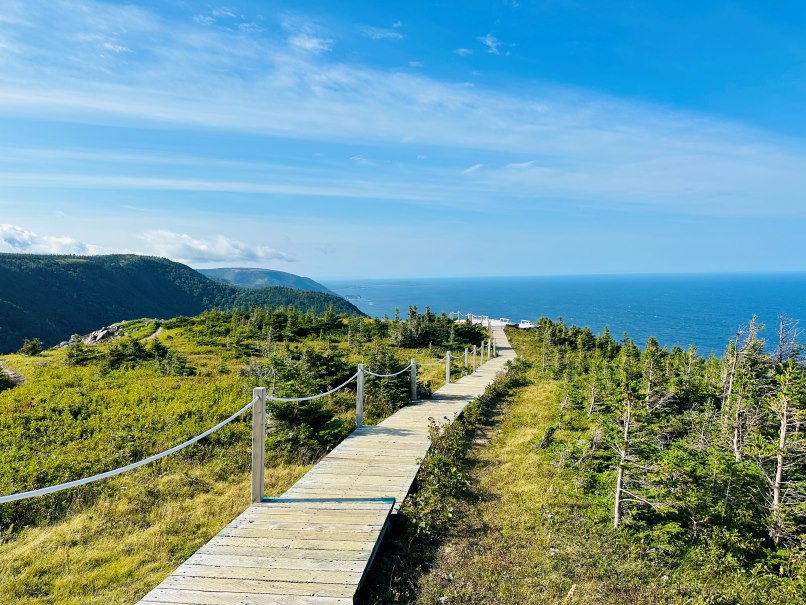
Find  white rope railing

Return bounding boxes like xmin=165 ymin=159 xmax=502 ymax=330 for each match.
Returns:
xmin=266 ymin=372 xmax=359 ymax=402
xmin=0 ymin=397 xmax=259 ymax=504
xmin=2 ymin=320 xmax=501 ymax=505
xmin=418 ymin=354 xmax=448 ymax=368
xmin=365 ymin=363 xmax=413 ymax=378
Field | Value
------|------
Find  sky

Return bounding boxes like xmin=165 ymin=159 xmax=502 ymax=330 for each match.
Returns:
xmin=0 ymin=1 xmax=805 ymax=279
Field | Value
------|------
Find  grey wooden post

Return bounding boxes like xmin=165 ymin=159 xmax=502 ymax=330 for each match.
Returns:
xmin=481 ymin=340 xmax=485 ymax=364
xmin=410 ymin=358 xmax=418 ymax=402
xmin=493 ymin=339 xmax=497 ymax=357
xmin=445 ymin=350 xmax=451 ymax=384
xmin=473 ymin=344 xmax=477 ymax=371
xmin=356 ymin=363 xmax=365 ymax=428
xmin=464 ymin=348 xmax=469 ymax=370
xmin=487 ymin=339 xmax=492 ymax=360
xmin=251 ymin=386 xmax=267 ymax=504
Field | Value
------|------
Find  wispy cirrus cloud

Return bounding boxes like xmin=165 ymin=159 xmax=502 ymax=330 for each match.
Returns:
xmin=140 ymin=230 xmax=293 ymax=264
xmin=0 ymin=224 xmax=100 ymax=255
xmin=282 ymin=15 xmax=333 ymax=53
xmin=479 ymin=33 xmax=502 ymax=55
xmin=362 ymin=26 xmax=404 ymax=40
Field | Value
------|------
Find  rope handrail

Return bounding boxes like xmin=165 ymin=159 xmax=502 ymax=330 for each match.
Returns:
xmin=418 ymin=354 xmax=448 ymax=367
xmin=0 ymin=397 xmax=259 ymax=504
xmin=365 ymin=363 xmax=413 ymax=378
xmin=267 ymin=372 xmax=359 ymax=402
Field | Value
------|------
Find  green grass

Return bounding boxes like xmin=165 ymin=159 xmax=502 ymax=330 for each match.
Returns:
xmin=0 ymin=463 xmax=308 ymax=605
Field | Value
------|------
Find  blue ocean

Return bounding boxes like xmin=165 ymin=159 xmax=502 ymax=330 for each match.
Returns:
xmin=323 ymin=274 xmax=806 ymax=355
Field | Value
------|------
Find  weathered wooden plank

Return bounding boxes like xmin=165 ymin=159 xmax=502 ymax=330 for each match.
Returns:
xmin=157 ymin=576 xmax=354 ymax=598
xmin=141 ymin=588 xmax=351 ymax=604
xmin=228 ymin=520 xmax=383 ymax=532
xmin=236 ymin=513 xmax=388 ymax=525
xmin=173 ymin=564 xmax=362 ymax=585
xmin=207 ymin=536 xmax=377 ymax=552
xmin=185 ymin=553 xmax=366 ymax=572
xmin=217 ymin=528 xmax=382 ymax=541
xmin=195 ymin=546 xmax=368 ymax=560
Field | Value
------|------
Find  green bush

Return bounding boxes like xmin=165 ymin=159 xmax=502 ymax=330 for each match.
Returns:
xmin=17 ymin=338 xmax=42 ymax=356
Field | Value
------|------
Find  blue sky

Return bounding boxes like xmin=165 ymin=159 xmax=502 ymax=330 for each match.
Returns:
xmin=1 ymin=1 xmax=805 ymax=279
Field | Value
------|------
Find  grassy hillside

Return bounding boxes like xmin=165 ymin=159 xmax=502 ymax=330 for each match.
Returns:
xmin=0 ymin=254 xmax=362 ymax=353
xmin=0 ymin=307 xmax=486 ymax=604
xmin=198 ymin=267 xmax=335 ymax=294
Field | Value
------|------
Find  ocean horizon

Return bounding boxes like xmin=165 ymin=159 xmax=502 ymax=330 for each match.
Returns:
xmin=324 ymin=272 xmax=806 ymax=355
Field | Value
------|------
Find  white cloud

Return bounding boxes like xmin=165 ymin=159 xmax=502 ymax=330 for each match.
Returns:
xmin=462 ymin=163 xmax=484 ymax=175
xmin=454 ymin=48 xmax=472 ymax=56
xmin=102 ymin=42 xmax=131 ymax=53
xmin=211 ymin=8 xmax=238 ymax=19
xmin=288 ymin=33 xmax=332 ymax=53
xmin=283 ymin=16 xmax=333 ymax=53
xmin=507 ymin=160 xmax=537 ymax=169
xmin=362 ymin=26 xmax=404 ymax=40
xmin=139 ymin=230 xmax=294 ymax=264
xmin=0 ymin=224 xmax=99 ymax=254
xmin=392 ymin=21 xmax=403 ymax=29
xmin=348 ymin=154 xmax=371 ymax=165
xmin=479 ymin=34 xmax=501 ymax=55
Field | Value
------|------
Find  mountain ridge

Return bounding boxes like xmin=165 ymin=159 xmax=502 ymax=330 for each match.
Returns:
xmin=0 ymin=253 xmax=362 ymax=353
xmin=198 ymin=267 xmax=334 ymax=294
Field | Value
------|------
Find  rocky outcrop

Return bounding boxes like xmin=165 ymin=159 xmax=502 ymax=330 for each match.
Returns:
xmin=81 ymin=324 xmax=124 ymax=345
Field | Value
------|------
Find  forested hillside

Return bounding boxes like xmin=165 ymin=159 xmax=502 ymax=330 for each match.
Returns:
xmin=0 ymin=254 xmax=361 ymax=353
xmin=198 ymin=267 xmax=334 ymax=294
xmin=390 ymin=318 xmax=806 ymax=604
xmin=0 ymin=306 xmax=485 ymax=604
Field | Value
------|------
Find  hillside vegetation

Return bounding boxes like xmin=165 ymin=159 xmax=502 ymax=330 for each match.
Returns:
xmin=0 ymin=254 xmax=361 ymax=353
xmin=0 ymin=306 xmax=485 ymax=604
xmin=198 ymin=267 xmax=335 ymax=294
xmin=373 ymin=320 xmax=806 ymax=604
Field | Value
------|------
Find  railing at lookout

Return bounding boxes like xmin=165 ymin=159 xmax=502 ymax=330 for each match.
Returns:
xmin=0 ymin=312 xmax=500 ymax=506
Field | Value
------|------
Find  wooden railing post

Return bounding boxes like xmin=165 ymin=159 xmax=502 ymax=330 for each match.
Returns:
xmin=481 ymin=340 xmax=485 ymax=364
xmin=251 ymin=386 xmax=267 ymax=504
xmin=356 ymin=363 xmax=365 ymax=428
xmin=410 ymin=358 xmax=418 ymax=401
xmin=487 ymin=339 xmax=492 ymax=360
xmin=493 ymin=339 xmax=497 ymax=357
xmin=445 ymin=350 xmax=451 ymax=384
xmin=473 ymin=344 xmax=477 ymax=371
xmin=464 ymin=348 xmax=469 ymax=371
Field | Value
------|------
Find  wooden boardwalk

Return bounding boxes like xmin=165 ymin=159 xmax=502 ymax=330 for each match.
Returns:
xmin=139 ymin=324 xmax=515 ymax=605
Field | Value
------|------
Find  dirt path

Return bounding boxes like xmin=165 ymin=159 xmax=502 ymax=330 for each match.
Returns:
xmin=144 ymin=325 xmax=164 ymax=341
xmin=0 ymin=360 xmax=25 ymax=387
